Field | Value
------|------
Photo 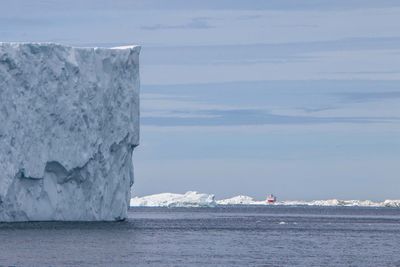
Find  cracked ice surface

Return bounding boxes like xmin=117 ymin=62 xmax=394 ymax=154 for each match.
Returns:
xmin=0 ymin=43 xmax=140 ymax=221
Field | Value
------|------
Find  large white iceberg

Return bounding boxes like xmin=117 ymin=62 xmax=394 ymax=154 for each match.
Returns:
xmin=130 ymin=191 xmax=216 ymax=207
xmin=0 ymin=43 xmax=140 ymax=221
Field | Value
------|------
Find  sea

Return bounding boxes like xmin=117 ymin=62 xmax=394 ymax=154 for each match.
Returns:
xmin=1 ymin=206 xmax=400 ymax=266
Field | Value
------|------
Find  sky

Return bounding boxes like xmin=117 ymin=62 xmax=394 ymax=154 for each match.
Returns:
xmin=1 ymin=0 xmax=400 ymax=200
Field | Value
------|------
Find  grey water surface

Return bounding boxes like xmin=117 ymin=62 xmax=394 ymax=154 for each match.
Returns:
xmin=1 ymin=206 xmax=400 ymax=266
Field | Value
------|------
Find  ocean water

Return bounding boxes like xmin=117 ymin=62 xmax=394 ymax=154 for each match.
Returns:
xmin=1 ymin=206 xmax=400 ymax=266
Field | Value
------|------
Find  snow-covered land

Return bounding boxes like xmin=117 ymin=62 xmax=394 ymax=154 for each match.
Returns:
xmin=0 ymin=43 xmax=140 ymax=221
xmin=130 ymin=191 xmax=216 ymax=207
xmin=130 ymin=192 xmax=400 ymax=208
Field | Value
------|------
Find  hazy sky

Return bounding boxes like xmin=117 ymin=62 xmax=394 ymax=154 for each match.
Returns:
xmin=2 ymin=0 xmax=400 ymax=200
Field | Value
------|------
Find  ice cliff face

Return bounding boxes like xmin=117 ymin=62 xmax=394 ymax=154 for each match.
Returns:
xmin=0 ymin=43 xmax=140 ymax=221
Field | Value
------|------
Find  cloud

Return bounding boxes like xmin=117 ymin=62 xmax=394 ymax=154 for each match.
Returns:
xmin=273 ymin=24 xmax=319 ymax=28
xmin=141 ymin=36 xmax=400 ymax=67
xmin=337 ymin=91 xmax=400 ymax=102
xmin=140 ymin=80 xmax=400 ymax=126
xmin=141 ymin=18 xmax=214 ymax=30
xmin=235 ymin=14 xmax=263 ymax=20
xmin=142 ymin=108 xmax=400 ymax=126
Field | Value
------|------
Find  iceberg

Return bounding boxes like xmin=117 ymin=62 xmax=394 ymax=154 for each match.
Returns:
xmin=130 ymin=191 xmax=216 ymax=207
xmin=383 ymin=200 xmax=400 ymax=207
xmin=217 ymin=196 xmax=400 ymax=207
xmin=216 ymin=195 xmax=264 ymax=205
xmin=0 ymin=43 xmax=140 ymax=221
xmin=131 ymin=193 xmax=400 ymax=208
xmin=306 ymin=199 xmax=379 ymax=207
xmin=130 ymin=192 xmax=400 ymax=209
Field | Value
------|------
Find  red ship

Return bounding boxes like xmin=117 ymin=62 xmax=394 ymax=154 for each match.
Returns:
xmin=266 ymin=194 xmax=277 ymax=203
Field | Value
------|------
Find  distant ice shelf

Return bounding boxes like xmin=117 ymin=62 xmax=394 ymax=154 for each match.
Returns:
xmin=130 ymin=192 xmax=400 ymax=208
xmin=130 ymin=191 xmax=216 ymax=207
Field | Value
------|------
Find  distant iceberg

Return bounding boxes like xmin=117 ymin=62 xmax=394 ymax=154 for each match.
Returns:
xmin=130 ymin=191 xmax=216 ymax=207
xmin=218 ymin=197 xmax=400 ymax=207
xmin=383 ymin=200 xmax=400 ymax=207
xmin=216 ymin=195 xmax=264 ymax=205
xmin=130 ymin=192 xmax=400 ymax=208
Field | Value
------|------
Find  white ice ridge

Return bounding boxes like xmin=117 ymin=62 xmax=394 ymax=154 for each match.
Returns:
xmin=130 ymin=192 xmax=216 ymax=207
xmin=0 ymin=43 xmax=140 ymax=221
xmin=130 ymin=193 xmax=400 ymax=208
xmin=218 ymin=197 xmax=400 ymax=207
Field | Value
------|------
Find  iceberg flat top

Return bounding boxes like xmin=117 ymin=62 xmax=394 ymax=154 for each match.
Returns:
xmin=0 ymin=42 xmax=140 ymax=50
xmin=111 ymin=45 xmax=140 ymax=50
